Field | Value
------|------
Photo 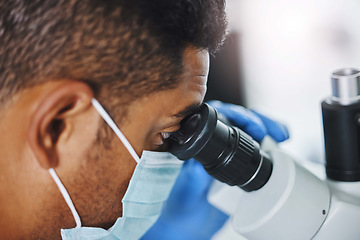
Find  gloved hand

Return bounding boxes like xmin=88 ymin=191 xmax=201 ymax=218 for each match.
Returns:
xmin=142 ymin=101 xmax=289 ymax=240
xmin=208 ymin=100 xmax=289 ymax=143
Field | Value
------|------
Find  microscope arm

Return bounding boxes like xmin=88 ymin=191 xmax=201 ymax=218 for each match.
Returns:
xmin=209 ymin=148 xmax=360 ymax=240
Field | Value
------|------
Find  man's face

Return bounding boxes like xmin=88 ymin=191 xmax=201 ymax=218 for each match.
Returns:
xmin=60 ymin=47 xmax=210 ymax=232
xmin=122 ymin=47 xmax=209 ymax=153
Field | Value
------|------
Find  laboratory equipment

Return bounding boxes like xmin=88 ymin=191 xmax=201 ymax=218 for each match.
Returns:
xmin=168 ymin=68 xmax=360 ymax=239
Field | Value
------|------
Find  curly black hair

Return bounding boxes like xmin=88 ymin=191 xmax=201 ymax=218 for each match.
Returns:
xmin=0 ymin=0 xmax=227 ymax=107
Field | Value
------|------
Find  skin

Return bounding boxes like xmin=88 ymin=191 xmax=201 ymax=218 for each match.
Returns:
xmin=0 ymin=46 xmax=209 ymax=239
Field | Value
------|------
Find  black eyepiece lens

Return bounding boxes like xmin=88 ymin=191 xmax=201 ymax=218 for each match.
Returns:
xmin=170 ymin=113 xmax=201 ymax=144
xmin=168 ymin=103 xmax=273 ymax=192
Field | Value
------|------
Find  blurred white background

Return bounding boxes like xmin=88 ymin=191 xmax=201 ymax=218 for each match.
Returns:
xmin=213 ymin=0 xmax=360 ymax=239
xmin=225 ymin=0 xmax=360 ymax=164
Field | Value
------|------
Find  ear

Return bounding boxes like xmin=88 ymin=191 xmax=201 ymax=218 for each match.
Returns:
xmin=27 ymin=80 xmax=94 ymax=169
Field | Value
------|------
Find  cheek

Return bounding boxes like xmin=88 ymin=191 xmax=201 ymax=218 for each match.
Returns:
xmin=122 ymin=112 xmax=169 ymax=153
xmin=70 ymin=137 xmax=137 ymax=228
xmin=122 ymin=124 xmax=155 ymax=155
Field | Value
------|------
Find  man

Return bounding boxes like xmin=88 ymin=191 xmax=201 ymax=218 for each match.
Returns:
xmin=0 ymin=0 xmax=228 ymax=239
xmin=1 ymin=1 xmax=291 ymax=239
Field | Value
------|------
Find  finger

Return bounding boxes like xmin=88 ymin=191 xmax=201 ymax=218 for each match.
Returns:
xmin=166 ymin=159 xmax=213 ymax=211
xmin=208 ymin=100 xmax=267 ymax=141
xmin=251 ymin=110 xmax=290 ymax=142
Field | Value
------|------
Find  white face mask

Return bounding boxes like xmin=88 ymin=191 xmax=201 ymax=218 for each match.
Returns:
xmin=48 ymin=98 xmax=183 ymax=240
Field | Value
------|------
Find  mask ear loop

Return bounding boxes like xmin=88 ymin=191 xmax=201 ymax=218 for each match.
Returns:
xmin=91 ymin=98 xmax=140 ymax=163
xmin=48 ymin=98 xmax=139 ymax=229
xmin=49 ymin=168 xmax=82 ymax=228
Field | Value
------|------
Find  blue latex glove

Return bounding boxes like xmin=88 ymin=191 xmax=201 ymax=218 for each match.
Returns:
xmin=142 ymin=101 xmax=289 ymax=240
xmin=208 ymin=100 xmax=289 ymax=142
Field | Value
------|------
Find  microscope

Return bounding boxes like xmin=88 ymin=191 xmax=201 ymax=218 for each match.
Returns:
xmin=168 ymin=68 xmax=360 ymax=239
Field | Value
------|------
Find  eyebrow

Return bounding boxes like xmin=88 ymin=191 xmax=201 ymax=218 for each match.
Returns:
xmin=173 ymin=103 xmax=202 ymax=119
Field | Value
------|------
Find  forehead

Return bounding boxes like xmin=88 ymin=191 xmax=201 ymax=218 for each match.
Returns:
xmin=124 ymin=47 xmax=209 ymax=127
xmin=167 ymin=47 xmax=209 ymax=114
xmin=124 ymin=47 xmax=209 ymax=119
xmin=182 ymin=47 xmax=210 ymax=78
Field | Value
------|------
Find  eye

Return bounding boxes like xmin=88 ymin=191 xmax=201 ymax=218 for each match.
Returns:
xmin=161 ymin=124 xmax=181 ymax=134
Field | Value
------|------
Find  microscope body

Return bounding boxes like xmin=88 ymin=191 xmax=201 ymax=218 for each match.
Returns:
xmin=209 ymin=145 xmax=360 ymax=240
xmin=314 ymin=179 xmax=360 ymax=239
xmin=209 ymin=68 xmax=360 ymax=239
xmin=169 ymin=68 xmax=360 ymax=239
xmin=313 ymin=68 xmax=360 ymax=239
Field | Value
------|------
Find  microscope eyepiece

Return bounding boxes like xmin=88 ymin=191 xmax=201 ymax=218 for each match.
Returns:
xmin=322 ymin=68 xmax=360 ymax=181
xmin=167 ymin=103 xmax=272 ymax=192
xmin=330 ymin=68 xmax=360 ymax=105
